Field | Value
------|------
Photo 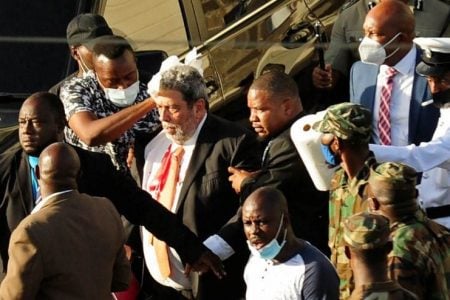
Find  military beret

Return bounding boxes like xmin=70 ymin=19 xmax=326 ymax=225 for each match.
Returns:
xmin=344 ymin=212 xmax=390 ymax=250
xmin=313 ymin=102 xmax=372 ymax=142
xmin=369 ymin=162 xmax=418 ymax=206
xmin=415 ymin=38 xmax=450 ymax=76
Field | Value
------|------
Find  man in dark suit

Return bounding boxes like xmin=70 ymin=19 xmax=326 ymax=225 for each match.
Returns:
xmin=223 ymin=71 xmax=329 ymax=256
xmin=0 ymin=92 xmax=225 ymax=282
xmin=0 ymin=142 xmax=130 ymax=299
xmin=349 ymin=0 xmax=440 ymax=146
xmin=141 ymin=65 xmax=260 ymax=299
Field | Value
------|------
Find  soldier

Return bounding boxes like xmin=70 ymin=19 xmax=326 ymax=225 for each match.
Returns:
xmin=313 ymin=102 xmax=375 ymax=299
xmin=344 ymin=212 xmax=418 ymax=300
xmin=368 ymin=162 xmax=450 ymax=299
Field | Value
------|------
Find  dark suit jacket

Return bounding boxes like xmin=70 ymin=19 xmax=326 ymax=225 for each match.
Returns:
xmin=350 ymin=48 xmax=440 ymax=145
xmin=218 ymin=115 xmax=330 ymax=257
xmin=0 ymin=144 xmax=207 ymax=274
xmin=143 ymin=114 xmax=261 ymax=299
xmin=0 ymin=191 xmax=130 ymax=299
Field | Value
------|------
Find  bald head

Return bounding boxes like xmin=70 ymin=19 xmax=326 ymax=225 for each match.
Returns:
xmin=38 ymin=142 xmax=80 ymax=194
xmin=362 ymin=0 xmax=415 ymax=66
xmin=365 ymin=1 xmax=415 ymax=37
xmin=18 ymin=92 xmax=66 ymax=156
xmin=242 ymin=187 xmax=292 ymax=250
xmin=243 ymin=187 xmax=289 ymax=218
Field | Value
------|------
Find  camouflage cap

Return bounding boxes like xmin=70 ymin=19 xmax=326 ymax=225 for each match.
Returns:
xmin=344 ymin=212 xmax=391 ymax=250
xmin=313 ymin=103 xmax=372 ymax=142
xmin=369 ymin=162 xmax=418 ymax=206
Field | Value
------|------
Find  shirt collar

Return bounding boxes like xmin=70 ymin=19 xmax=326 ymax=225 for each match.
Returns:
xmin=28 ymin=155 xmax=39 ymax=169
xmin=31 ymin=189 xmax=74 ymax=214
xmin=381 ymin=44 xmax=416 ymax=76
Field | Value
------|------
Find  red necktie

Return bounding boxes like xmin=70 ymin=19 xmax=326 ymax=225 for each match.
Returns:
xmin=149 ymin=145 xmax=184 ymax=278
xmin=378 ymin=67 xmax=398 ymax=145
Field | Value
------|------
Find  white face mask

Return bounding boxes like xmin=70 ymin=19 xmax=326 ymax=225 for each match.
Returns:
xmin=358 ymin=32 xmax=402 ymax=65
xmin=98 ymin=74 xmax=140 ymax=107
xmin=246 ymin=213 xmax=287 ymax=260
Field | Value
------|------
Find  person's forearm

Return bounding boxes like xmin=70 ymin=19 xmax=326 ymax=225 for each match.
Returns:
xmin=69 ymin=99 xmax=155 ymax=146
xmin=370 ymin=133 xmax=450 ymax=172
xmin=140 ymin=204 xmax=207 ymax=264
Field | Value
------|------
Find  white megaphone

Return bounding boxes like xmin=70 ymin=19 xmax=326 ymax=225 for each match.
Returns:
xmin=290 ymin=110 xmax=338 ymax=191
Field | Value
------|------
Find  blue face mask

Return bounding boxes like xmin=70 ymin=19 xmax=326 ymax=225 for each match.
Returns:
xmin=320 ymin=143 xmax=340 ymax=167
xmin=247 ymin=213 xmax=287 ymax=260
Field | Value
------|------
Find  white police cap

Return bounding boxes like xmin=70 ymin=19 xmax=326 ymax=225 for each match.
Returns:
xmin=414 ymin=38 xmax=450 ymax=76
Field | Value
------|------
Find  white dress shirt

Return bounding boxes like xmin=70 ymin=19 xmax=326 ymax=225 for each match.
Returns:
xmin=370 ymin=107 xmax=450 ymax=228
xmin=141 ymin=115 xmax=206 ymax=290
xmin=372 ymin=45 xmax=416 ymax=146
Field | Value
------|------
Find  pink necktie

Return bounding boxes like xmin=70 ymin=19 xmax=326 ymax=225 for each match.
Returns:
xmin=149 ymin=145 xmax=184 ymax=278
xmin=378 ymin=67 xmax=398 ymax=145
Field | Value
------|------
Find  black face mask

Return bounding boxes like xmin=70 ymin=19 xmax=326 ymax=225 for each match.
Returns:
xmin=432 ymin=88 xmax=450 ymax=109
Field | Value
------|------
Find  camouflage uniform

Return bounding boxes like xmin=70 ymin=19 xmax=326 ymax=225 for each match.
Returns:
xmin=344 ymin=212 xmax=418 ymax=300
xmin=314 ymin=103 xmax=374 ymax=299
xmin=388 ymin=210 xmax=450 ymax=300
xmin=370 ymin=162 xmax=450 ymax=300
xmin=349 ymin=282 xmax=418 ymax=300
xmin=329 ymin=154 xmax=375 ymax=299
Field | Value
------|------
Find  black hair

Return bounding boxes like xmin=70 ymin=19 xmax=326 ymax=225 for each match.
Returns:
xmin=93 ymin=35 xmax=133 ymax=59
xmin=250 ymin=70 xmax=300 ymax=102
xmin=29 ymin=91 xmax=66 ymax=127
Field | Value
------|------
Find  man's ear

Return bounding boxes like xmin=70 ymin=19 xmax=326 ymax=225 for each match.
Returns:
xmin=331 ymin=136 xmax=341 ymax=153
xmin=282 ymin=212 xmax=290 ymax=227
xmin=70 ymin=46 xmax=79 ymax=60
xmin=281 ymin=98 xmax=292 ymax=116
xmin=194 ymin=98 xmax=206 ymax=114
xmin=368 ymin=196 xmax=381 ymax=211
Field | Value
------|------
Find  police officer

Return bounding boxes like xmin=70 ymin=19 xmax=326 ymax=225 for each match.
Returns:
xmin=313 ymin=102 xmax=375 ymax=299
xmin=343 ymin=212 xmax=418 ymax=300
xmin=312 ymin=0 xmax=450 ymax=91
xmin=370 ymin=38 xmax=450 ymax=228
xmin=367 ymin=162 xmax=450 ymax=299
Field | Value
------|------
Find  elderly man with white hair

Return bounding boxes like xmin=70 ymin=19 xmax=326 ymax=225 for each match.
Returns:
xmin=141 ymin=63 xmax=260 ymax=299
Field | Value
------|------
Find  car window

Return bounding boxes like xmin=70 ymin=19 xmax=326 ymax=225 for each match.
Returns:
xmin=201 ymin=0 xmax=267 ymax=37
xmin=103 ymin=0 xmax=190 ymax=55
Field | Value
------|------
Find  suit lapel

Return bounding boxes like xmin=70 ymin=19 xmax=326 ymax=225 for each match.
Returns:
xmin=408 ymin=47 xmax=429 ymax=144
xmin=361 ymin=64 xmax=379 ymax=111
xmin=15 ymin=151 xmax=33 ymax=215
xmin=175 ymin=115 xmax=215 ymax=212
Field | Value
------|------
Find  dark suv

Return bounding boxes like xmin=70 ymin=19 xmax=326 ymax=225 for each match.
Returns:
xmin=0 ymin=0 xmax=345 ymax=148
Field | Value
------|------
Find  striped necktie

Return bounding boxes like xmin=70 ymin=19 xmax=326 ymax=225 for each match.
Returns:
xmin=378 ymin=67 xmax=398 ymax=145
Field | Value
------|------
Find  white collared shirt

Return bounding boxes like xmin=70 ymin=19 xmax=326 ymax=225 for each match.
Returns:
xmin=372 ymin=45 xmax=416 ymax=146
xmin=370 ymin=107 xmax=450 ymax=228
xmin=140 ymin=114 xmax=207 ymax=290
